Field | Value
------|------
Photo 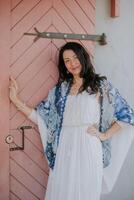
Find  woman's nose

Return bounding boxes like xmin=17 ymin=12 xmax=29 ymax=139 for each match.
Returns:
xmin=70 ymin=59 xmax=76 ymax=66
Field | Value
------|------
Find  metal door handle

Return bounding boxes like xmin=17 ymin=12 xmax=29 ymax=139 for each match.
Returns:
xmin=5 ymin=126 xmax=32 ymax=151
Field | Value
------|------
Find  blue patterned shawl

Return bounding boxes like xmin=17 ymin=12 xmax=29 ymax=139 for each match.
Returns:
xmin=36 ymin=80 xmax=134 ymax=169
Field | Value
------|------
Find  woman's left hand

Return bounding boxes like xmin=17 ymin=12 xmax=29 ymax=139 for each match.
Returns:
xmin=87 ymin=125 xmax=108 ymax=141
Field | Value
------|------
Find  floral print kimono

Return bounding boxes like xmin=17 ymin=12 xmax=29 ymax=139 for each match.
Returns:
xmin=30 ymin=79 xmax=134 ymax=194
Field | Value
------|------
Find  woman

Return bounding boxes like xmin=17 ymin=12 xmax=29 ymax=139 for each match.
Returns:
xmin=9 ymin=42 xmax=134 ymax=200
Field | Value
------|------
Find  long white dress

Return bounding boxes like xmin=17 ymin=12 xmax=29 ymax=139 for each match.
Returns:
xmin=29 ymin=91 xmax=134 ymax=199
xmin=30 ymin=91 xmax=103 ymax=200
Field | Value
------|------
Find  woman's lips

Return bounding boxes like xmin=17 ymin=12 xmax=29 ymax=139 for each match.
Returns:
xmin=71 ymin=66 xmax=79 ymax=70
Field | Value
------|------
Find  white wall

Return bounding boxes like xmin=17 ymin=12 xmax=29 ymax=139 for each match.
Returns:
xmin=95 ymin=1 xmax=134 ymax=200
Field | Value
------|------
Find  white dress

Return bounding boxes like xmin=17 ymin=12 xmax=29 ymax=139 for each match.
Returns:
xmin=45 ymin=92 xmax=103 ymax=200
xmin=29 ymin=91 xmax=134 ymax=199
xmin=30 ymin=91 xmax=103 ymax=200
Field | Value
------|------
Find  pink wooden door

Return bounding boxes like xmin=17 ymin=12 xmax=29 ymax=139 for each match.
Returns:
xmin=0 ymin=1 xmax=10 ymax=200
xmin=0 ymin=0 xmax=96 ymax=199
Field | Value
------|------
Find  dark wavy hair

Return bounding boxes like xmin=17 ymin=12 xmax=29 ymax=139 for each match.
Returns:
xmin=58 ymin=42 xmax=106 ymax=94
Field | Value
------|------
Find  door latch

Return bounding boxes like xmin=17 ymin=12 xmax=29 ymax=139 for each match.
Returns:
xmin=5 ymin=126 xmax=32 ymax=151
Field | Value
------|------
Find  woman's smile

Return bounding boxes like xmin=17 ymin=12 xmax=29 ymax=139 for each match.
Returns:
xmin=63 ymin=49 xmax=82 ymax=76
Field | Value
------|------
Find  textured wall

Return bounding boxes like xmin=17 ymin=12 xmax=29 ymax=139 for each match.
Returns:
xmin=95 ymin=1 xmax=134 ymax=200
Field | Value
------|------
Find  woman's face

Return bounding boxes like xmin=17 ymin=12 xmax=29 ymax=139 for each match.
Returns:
xmin=63 ymin=50 xmax=82 ymax=77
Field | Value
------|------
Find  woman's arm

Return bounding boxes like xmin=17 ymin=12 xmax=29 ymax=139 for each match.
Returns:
xmin=11 ymin=97 xmax=33 ymax=117
xmin=9 ymin=77 xmax=48 ymax=150
xmin=100 ymin=121 xmax=122 ymax=141
xmin=87 ymin=121 xmax=122 ymax=141
xmin=9 ymin=76 xmax=33 ymax=117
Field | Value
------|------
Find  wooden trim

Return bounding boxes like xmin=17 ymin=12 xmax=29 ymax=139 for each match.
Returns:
xmin=0 ymin=0 xmax=10 ymax=199
xmin=111 ymin=0 xmax=120 ymax=17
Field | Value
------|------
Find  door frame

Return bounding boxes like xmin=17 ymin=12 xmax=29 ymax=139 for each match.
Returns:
xmin=0 ymin=0 xmax=10 ymax=199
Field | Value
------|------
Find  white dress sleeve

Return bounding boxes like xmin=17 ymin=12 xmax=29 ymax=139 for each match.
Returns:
xmin=102 ymin=121 xmax=134 ymax=194
xmin=28 ymin=109 xmax=47 ymax=151
xmin=28 ymin=109 xmax=38 ymax=124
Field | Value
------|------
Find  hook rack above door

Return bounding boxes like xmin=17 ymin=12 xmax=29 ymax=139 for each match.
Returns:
xmin=24 ymin=27 xmax=107 ymax=45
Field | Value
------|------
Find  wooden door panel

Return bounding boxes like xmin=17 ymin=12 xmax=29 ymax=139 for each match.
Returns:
xmin=10 ymin=176 xmax=39 ymax=200
xmin=0 ymin=1 xmax=10 ymax=199
xmin=0 ymin=0 xmax=96 ymax=199
xmin=11 ymin=11 xmax=52 ymax=64
xmin=11 ymin=0 xmax=22 ymax=10
xmin=10 ymin=42 xmax=52 ymax=118
xmin=11 ymin=0 xmax=52 ymax=46
xmin=10 ymin=159 xmax=45 ymax=199
xmin=75 ymin=0 xmax=95 ymax=23
xmin=11 ymin=0 xmax=41 ymax=28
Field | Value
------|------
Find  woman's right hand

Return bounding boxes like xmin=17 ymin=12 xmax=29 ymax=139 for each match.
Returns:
xmin=9 ymin=76 xmax=33 ymax=116
xmin=9 ymin=76 xmax=19 ymax=103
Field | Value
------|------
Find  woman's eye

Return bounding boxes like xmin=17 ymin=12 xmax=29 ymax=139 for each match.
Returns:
xmin=74 ymin=56 xmax=78 ymax=60
xmin=65 ymin=60 xmax=69 ymax=63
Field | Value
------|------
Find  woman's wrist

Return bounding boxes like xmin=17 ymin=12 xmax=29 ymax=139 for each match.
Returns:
xmin=11 ymin=96 xmax=26 ymax=111
xmin=15 ymin=100 xmax=26 ymax=111
xmin=11 ymin=95 xmax=20 ymax=104
xmin=98 ymin=132 xmax=109 ymax=141
xmin=13 ymin=97 xmax=33 ymax=116
xmin=104 ymin=131 xmax=110 ymax=140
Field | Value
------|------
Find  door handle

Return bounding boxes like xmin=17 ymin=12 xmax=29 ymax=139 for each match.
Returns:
xmin=5 ymin=126 xmax=32 ymax=151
